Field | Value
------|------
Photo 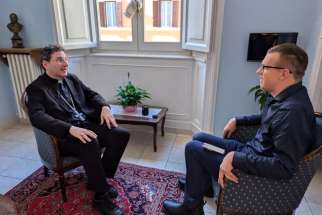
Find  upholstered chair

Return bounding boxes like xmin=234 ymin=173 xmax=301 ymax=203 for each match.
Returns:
xmin=20 ymin=91 xmax=81 ymax=202
xmin=216 ymin=114 xmax=322 ymax=215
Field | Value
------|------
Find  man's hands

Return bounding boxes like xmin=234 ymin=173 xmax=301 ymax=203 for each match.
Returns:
xmin=223 ymin=117 xmax=237 ymax=138
xmin=218 ymin=151 xmax=238 ymax=188
xmin=100 ymin=106 xmax=117 ymax=129
xmin=69 ymin=106 xmax=116 ymax=143
xmin=69 ymin=126 xmax=97 ymax=143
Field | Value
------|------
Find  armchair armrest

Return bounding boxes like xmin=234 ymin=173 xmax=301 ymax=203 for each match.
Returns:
xmin=228 ymin=125 xmax=260 ymax=143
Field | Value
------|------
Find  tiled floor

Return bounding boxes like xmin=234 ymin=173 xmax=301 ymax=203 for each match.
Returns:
xmin=0 ymin=124 xmax=321 ymax=214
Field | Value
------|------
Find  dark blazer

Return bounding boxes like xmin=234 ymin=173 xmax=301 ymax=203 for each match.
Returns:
xmin=26 ymin=73 xmax=108 ymax=138
xmin=233 ymin=82 xmax=315 ymax=179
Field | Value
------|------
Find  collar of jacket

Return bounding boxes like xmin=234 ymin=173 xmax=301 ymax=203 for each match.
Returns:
xmin=272 ymin=81 xmax=303 ymax=102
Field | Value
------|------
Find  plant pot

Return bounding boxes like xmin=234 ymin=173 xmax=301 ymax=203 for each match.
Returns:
xmin=123 ymin=105 xmax=137 ymax=113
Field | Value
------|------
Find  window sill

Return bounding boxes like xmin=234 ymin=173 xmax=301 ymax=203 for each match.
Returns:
xmin=88 ymin=51 xmax=193 ymax=60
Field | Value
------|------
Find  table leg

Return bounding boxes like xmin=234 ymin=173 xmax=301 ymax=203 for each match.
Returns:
xmin=153 ymin=124 xmax=157 ymax=152
xmin=161 ymin=115 xmax=166 ymax=137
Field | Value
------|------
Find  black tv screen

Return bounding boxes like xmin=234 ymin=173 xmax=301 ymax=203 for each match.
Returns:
xmin=247 ymin=32 xmax=298 ymax=61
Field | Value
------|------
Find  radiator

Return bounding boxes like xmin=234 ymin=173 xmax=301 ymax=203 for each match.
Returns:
xmin=6 ymin=54 xmax=43 ymax=120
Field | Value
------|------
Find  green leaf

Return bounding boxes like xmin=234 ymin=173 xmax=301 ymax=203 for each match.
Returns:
xmin=248 ymin=85 xmax=260 ymax=94
xmin=115 ymin=81 xmax=152 ymax=106
xmin=249 ymin=85 xmax=268 ymax=110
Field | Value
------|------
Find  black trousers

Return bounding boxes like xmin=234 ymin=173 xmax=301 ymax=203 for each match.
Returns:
xmin=59 ymin=123 xmax=130 ymax=193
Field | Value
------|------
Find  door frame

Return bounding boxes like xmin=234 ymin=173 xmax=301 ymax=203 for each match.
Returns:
xmin=309 ymin=27 xmax=322 ymax=111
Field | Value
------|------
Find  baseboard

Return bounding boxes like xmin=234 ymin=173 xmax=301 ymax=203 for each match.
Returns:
xmin=0 ymin=118 xmax=19 ymax=131
xmin=191 ymin=121 xmax=202 ymax=133
xmin=164 ymin=119 xmax=192 ymax=131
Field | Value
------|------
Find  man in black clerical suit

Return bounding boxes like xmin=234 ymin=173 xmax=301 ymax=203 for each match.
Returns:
xmin=26 ymin=45 xmax=129 ymax=215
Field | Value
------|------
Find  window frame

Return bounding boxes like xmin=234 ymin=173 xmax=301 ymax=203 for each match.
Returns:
xmin=95 ymin=0 xmax=184 ymax=52
xmin=96 ymin=0 xmax=138 ymax=50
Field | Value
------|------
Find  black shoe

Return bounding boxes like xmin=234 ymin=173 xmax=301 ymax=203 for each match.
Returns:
xmin=178 ymin=177 xmax=214 ymax=198
xmin=87 ymin=183 xmax=118 ymax=199
xmin=162 ymin=199 xmax=205 ymax=215
xmin=93 ymin=193 xmax=124 ymax=215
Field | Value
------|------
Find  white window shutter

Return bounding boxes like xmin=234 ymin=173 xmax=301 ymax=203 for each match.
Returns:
xmin=181 ymin=0 xmax=213 ymax=52
xmin=51 ymin=0 xmax=97 ymax=49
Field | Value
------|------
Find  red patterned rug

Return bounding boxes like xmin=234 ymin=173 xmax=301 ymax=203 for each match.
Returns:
xmin=5 ymin=162 xmax=185 ymax=215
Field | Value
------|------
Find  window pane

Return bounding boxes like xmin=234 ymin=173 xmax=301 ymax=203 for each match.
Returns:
xmin=145 ymin=0 xmax=181 ymax=42
xmin=106 ymin=2 xmax=117 ymax=27
xmin=161 ymin=1 xmax=172 ymax=27
xmin=97 ymin=0 xmax=132 ymax=41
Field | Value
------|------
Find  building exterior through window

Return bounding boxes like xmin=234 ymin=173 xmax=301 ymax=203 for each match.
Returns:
xmin=97 ymin=0 xmax=181 ymax=43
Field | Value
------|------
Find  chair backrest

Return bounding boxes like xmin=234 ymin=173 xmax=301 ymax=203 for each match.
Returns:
xmin=20 ymin=91 xmax=58 ymax=169
xmin=32 ymin=127 xmax=59 ymax=169
xmin=20 ymin=91 xmax=28 ymax=115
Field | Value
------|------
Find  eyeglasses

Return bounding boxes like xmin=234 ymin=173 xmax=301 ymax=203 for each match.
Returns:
xmin=260 ymin=64 xmax=292 ymax=74
xmin=54 ymin=57 xmax=69 ymax=63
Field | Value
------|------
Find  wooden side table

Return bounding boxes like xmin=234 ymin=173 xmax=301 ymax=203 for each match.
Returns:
xmin=109 ymin=105 xmax=168 ymax=152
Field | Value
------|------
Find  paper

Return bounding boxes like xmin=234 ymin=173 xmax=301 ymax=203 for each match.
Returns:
xmin=202 ymin=143 xmax=225 ymax=154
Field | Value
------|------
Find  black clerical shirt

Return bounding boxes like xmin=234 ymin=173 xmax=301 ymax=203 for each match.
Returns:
xmin=233 ymin=82 xmax=315 ymax=179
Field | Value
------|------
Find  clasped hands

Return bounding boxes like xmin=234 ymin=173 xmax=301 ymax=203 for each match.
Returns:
xmin=218 ymin=118 xmax=239 ymax=188
xmin=69 ymin=106 xmax=118 ymax=143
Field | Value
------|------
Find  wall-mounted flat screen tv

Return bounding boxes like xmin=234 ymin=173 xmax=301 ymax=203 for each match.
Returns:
xmin=247 ymin=32 xmax=298 ymax=61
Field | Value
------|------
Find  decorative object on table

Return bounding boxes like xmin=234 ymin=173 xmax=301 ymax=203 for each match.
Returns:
xmin=5 ymin=162 xmax=184 ymax=214
xmin=7 ymin=13 xmax=24 ymax=48
xmin=142 ymin=105 xmax=149 ymax=116
xmin=248 ymin=85 xmax=269 ymax=110
xmin=115 ymin=72 xmax=151 ymax=112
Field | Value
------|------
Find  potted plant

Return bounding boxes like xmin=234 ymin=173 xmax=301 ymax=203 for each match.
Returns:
xmin=248 ymin=85 xmax=269 ymax=110
xmin=115 ymin=73 xmax=151 ymax=112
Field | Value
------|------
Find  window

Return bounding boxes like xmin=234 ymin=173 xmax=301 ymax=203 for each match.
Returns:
xmin=98 ymin=0 xmax=132 ymax=42
xmin=52 ymin=0 xmax=213 ymax=52
xmin=96 ymin=0 xmax=182 ymax=51
xmin=146 ymin=0 xmax=180 ymax=43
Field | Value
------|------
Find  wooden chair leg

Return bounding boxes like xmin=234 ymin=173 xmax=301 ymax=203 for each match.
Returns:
xmin=216 ymin=188 xmax=224 ymax=215
xmin=58 ymin=172 xmax=67 ymax=202
xmin=44 ymin=166 xmax=49 ymax=177
xmin=216 ymin=204 xmax=223 ymax=215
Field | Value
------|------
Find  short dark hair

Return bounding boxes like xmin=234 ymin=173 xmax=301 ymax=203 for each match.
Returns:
xmin=40 ymin=44 xmax=65 ymax=65
xmin=268 ymin=43 xmax=308 ymax=81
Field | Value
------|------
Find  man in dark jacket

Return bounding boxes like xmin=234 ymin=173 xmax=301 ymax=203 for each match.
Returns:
xmin=26 ymin=45 xmax=129 ymax=215
xmin=163 ymin=43 xmax=316 ymax=215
